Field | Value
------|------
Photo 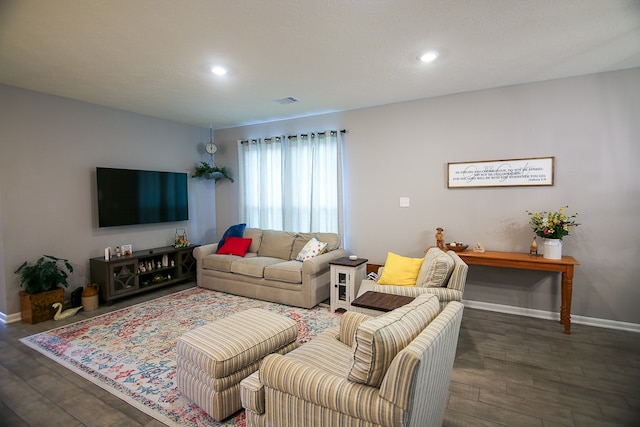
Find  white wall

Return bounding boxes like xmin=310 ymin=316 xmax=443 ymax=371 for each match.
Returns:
xmin=0 ymin=85 xmax=215 ymax=317
xmin=214 ymin=69 xmax=640 ymax=325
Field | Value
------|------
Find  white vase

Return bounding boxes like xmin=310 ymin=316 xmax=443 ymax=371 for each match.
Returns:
xmin=543 ymin=238 xmax=562 ymax=260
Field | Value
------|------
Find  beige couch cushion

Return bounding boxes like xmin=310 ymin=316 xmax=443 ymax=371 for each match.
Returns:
xmin=264 ymin=261 xmax=303 ymax=284
xmin=202 ymin=254 xmax=237 ymax=272
xmin=347 ymin=293 xmax=440 ymax=387
xmin=315 ymin=232 xmax=341 ymax=251
xmin=244 ymin=228 xmax=264 ymax=254
xmin=231 ymin=257 xmax=283 ymax=278
xmin=258 ymin=230 xmax=296 ymax=259
xmin=416 ymin=248 xmax=455 ymax=287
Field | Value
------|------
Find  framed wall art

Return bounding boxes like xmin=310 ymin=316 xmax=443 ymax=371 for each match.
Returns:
xmin=447 ymin=156 xmax=554 ymax=188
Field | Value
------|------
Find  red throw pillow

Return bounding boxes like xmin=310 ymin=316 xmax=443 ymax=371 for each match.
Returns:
xmin=216 ymin=237 xmax=252 ymax=256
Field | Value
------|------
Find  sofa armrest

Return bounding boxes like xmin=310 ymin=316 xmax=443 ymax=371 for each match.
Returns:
xmin=193 ymin=243 xmax=218 ymax=263
xmin=240 ymin=371 xmax=264 ymax=415
xmin=302 ymin=249 xmax=348 ymax=275
xmin=259 ymin=353 xmax=401 ymax=425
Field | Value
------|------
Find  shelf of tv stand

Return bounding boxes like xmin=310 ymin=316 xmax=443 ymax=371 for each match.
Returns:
xmin=89 ymin=245 xmax=198 ymax=305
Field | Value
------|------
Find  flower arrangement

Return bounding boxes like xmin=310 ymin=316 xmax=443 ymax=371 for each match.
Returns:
xmin=526 ymin=206 xmax=579 ymax=240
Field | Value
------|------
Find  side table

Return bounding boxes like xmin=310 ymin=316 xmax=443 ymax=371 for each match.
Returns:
xmin=329 ymin=257 xmax=368 ymax=312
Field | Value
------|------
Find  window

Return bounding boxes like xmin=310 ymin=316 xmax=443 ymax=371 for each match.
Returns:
xmin=238 ymin=131 xmax=343 ymax=234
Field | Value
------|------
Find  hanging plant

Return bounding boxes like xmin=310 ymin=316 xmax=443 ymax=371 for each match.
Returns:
xmin=192 ymin=162 xmax=234 ymax=183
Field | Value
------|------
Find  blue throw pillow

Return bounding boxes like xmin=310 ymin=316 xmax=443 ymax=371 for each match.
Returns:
xmin=216 ymin=223 xmax=246 ymax=253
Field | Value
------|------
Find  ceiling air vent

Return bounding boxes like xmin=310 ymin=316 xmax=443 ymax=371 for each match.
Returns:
xmin=274 ymin=96 xmax=300 ymax=105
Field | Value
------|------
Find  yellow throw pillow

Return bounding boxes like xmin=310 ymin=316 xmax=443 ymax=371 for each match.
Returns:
xmin=376 ymin=252 xmax=424 ymax=286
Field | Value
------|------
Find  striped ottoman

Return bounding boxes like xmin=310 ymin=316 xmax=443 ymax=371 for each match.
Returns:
xmin=176 ymin=308 xmax=299 ymax=421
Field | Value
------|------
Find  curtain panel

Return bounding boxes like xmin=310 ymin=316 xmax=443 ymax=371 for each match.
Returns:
xmin=238 ymin=131 xmax=343 ymax=234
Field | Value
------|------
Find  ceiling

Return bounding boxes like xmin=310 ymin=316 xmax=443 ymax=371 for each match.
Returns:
xmin=1 ymin=0 xmax=639 ymax=129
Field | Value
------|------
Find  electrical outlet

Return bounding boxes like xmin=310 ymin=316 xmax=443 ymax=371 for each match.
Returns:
xmin=399 ymin=197 xmax=410 ymax=207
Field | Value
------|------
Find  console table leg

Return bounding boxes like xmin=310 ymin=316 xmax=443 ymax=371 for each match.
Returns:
xmin=561 ymin=269 xmax=574 ymax=334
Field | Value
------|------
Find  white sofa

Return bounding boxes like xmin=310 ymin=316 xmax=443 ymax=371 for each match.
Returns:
xmin=193 ymin=228 xmax=347 ymax=308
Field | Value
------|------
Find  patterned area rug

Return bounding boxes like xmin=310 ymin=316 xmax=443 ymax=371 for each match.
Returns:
xmin=20 ymin=287 xmax=341 ymax=426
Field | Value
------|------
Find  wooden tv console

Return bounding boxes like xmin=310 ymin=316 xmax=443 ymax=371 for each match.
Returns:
xmin=90 ymin=245 xmax=198 ymax=305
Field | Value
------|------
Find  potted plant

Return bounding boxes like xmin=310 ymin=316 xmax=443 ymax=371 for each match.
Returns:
xmin=15 ymin=255 xmax=73 ymax=323
xmin=192 ymin=162 xmax=234 ymax=183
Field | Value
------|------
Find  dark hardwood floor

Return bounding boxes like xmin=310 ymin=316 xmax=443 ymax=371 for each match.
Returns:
xmin=1 ymin=283 xmax=639 ymax=426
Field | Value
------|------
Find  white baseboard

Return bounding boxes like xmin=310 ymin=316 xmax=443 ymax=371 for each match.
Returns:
xmin=463 ymin=299 xmax=640 ymax=333
xmin=5 ymin=301 xmax=639 ymax=333
xmin=1 ymin=312 xmax=22 ymax=324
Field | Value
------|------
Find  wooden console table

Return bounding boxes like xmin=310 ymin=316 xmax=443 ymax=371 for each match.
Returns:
xmin=456 ymin=250 xmax=579 ymax=334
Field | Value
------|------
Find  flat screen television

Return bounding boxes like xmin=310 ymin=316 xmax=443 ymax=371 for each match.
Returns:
xmin=97 ymin=167 xmax=189 ymax=227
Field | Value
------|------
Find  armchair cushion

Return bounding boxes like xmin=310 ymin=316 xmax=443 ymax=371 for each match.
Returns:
xmin=416 ymin=247 xmax=454 ymax=287
xmin=377 ymin=252 xmax=424 ymax=286
xmin=347 ymin=294 xmax=440 ymax=387
xmin=338 ymin=311 xmax=372 ymax=347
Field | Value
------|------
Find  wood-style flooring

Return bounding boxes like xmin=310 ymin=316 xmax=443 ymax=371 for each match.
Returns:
xmin=1 ymin=283 xmax=639 ymax=426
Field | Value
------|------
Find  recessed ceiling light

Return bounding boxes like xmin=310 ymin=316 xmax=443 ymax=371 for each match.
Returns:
xmin=211 ymin=66 xmax=228 ymax=76
xmin=419 ymin=51 xmax=439 ymax=63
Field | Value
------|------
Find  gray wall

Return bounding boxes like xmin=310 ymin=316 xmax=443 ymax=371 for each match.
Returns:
xmin=213 ymin=68 xmax=640 ymax=325
xmin=0 ymin=85 xmax=216 ymax=317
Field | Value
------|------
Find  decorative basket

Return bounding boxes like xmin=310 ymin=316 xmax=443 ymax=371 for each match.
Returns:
xmin=445 ymin=243 xmax=469 ymax=252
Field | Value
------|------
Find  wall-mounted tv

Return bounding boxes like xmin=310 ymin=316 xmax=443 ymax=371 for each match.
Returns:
xmin=97 ymin=167 xmax=189 ymax=227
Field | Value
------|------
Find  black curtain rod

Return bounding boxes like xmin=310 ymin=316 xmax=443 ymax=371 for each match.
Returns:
xmin=240 ymin=129 xmax=346 ymax=144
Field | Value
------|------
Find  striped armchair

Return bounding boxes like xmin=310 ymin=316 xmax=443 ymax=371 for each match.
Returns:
xmin=240 ymin=294 xmax=464 ymax=427
xmin=357 ymin=248 xmax=468 ymax=310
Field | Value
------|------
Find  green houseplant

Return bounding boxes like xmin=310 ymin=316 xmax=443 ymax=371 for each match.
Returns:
xmin=192 ymin=162 xmax=234 ymax=183
xmin=15 ymin=255 xmax=73 ymax=323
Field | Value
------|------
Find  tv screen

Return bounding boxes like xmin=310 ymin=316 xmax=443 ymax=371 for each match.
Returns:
xmin=97 ymin=167 xmax=189 ymax=227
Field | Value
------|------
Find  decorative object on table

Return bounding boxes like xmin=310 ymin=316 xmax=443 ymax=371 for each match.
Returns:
xmin=104 ymin=247 xmax=111 ymax=260
xmin=81 ymin=283 xmax=100 ymax=311
xmin=529 ymin=236 xmax=538 ymax=255
xmin=172 ymin=228 xmax=189 ymax=248
xmin=526 ymin=206 xmax=579 ymax=260
xmin=192 ymin=124 xmax=235 ymax=183
xmin=121 ymin=244 xmax=132 ymax=256
xmin=15 ymin=255 xmax=73 ymax=323
xmin=473 ymin=242 xmax=485 ymax=253
xmin=52 ymin=302 xmax=83 ymax=320
xmin=436 ymin=227 xmax=444 ymax=250
xmin=115 ymin=246 xmax=121 ymax=257
xmin=446 ymin=242 xmax=469 ymax=252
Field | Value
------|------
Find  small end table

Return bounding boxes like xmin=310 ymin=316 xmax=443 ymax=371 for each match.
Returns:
xmin=329 ymin=257 xmax=368 ymax=312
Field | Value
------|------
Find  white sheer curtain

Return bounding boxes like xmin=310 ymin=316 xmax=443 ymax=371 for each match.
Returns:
xmin=238 ymin=131 xmax=343 ymax=234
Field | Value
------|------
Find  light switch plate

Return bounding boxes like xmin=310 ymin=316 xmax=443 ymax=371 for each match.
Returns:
xmin=400 ymin=197 xmax=410 ymax=207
